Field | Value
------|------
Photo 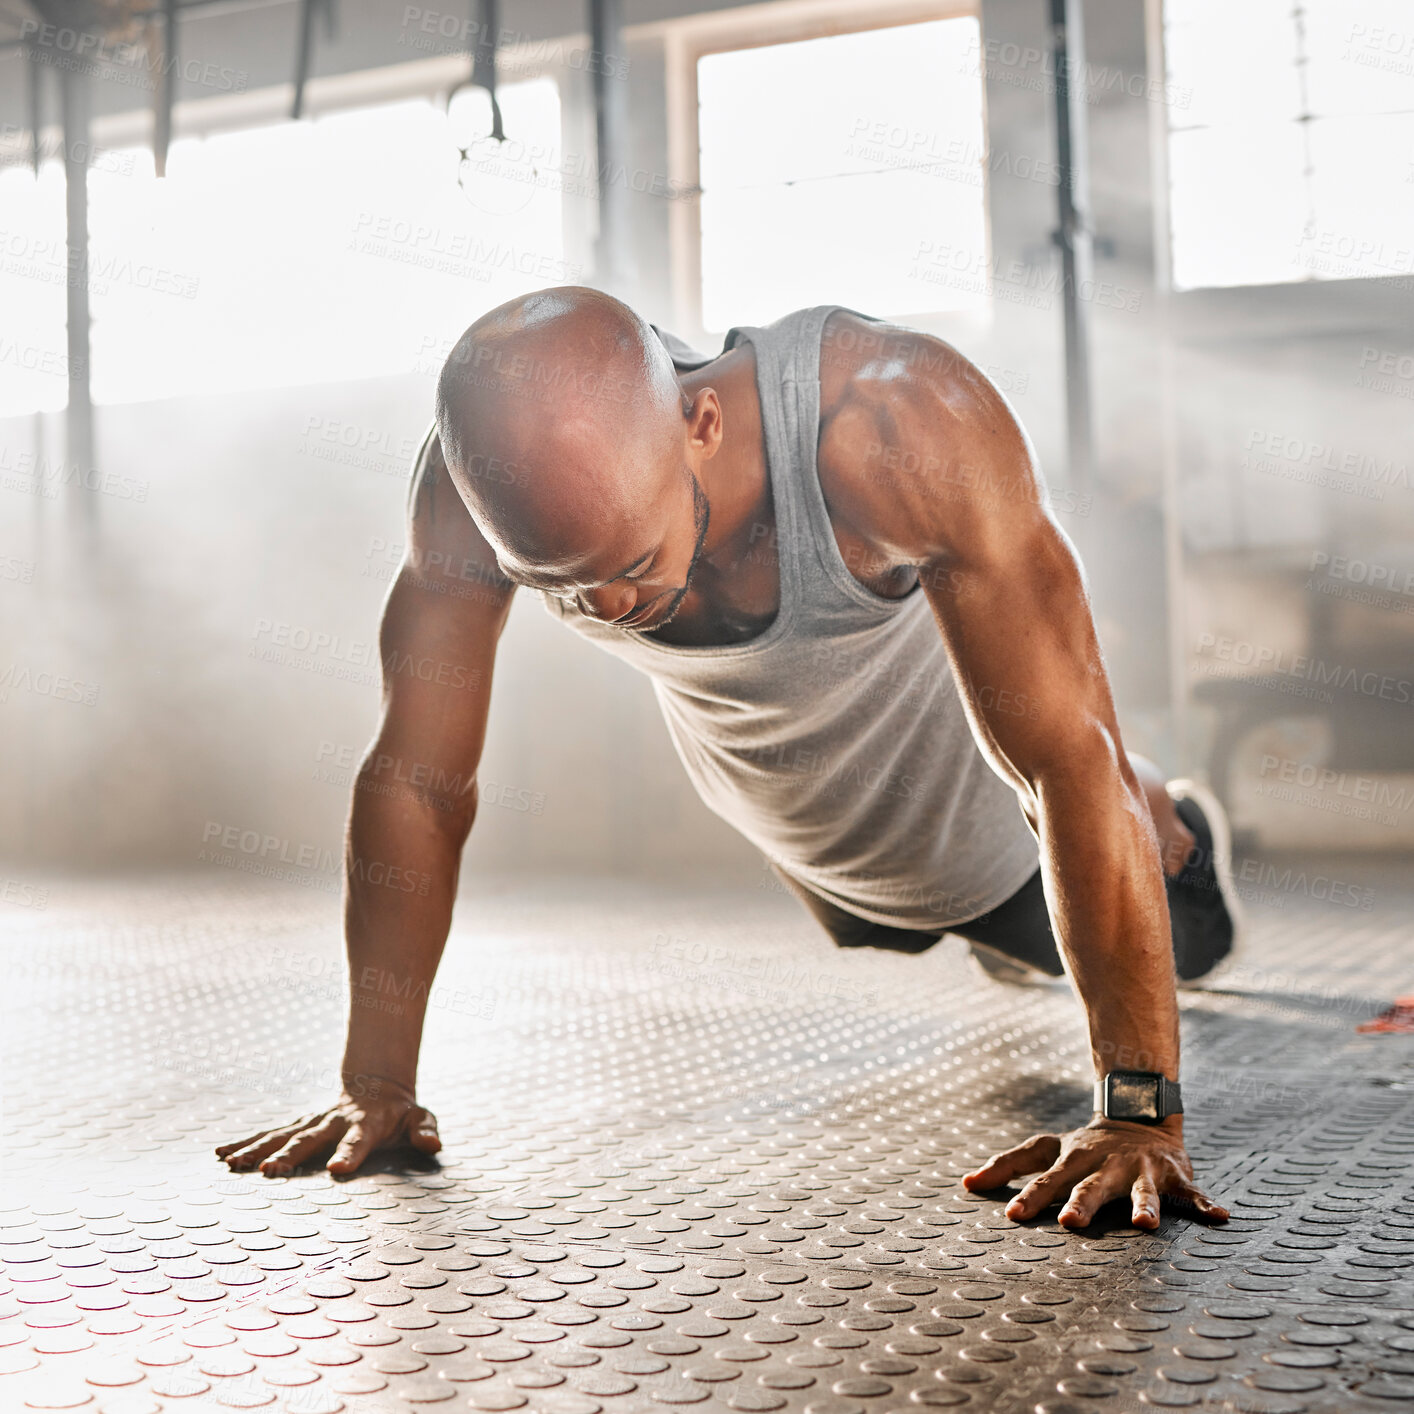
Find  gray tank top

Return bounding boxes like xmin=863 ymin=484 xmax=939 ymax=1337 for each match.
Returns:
xmin=538 ymin=304 xmax=1040 ymax=929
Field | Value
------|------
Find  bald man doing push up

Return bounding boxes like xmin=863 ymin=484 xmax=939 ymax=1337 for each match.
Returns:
xmin=218 ymin=288 xmax=1240 ymax=1230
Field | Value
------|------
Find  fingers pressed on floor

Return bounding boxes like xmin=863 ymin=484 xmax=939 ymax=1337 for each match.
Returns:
xmin=259 ymin=1119 xmax=345 ymax=1175
xmin=222 ymin=1128 xmax=306 ymax=1169
xmin=1058 ymin=1168 xmax=1125 ymax=1228
xmin=1006 ymin=1157 xmax=1088 ymax=1220
xmin=965 ymin=1133 xmax=1062 ymax=1188
xmin=218 ymin=1115 xmax=317 ymax=1165
xmin=1130 ymin=1172 xmax=1162 ymax=1230
xmin=410 ymin=1125 xmax=442 ymax=1153
xmin=1169 ymin=1181 xmax=1230 ymax=1222
xmin=328 ymin=1123 xmax=375 ymax=1173
xmin=215 ymin=1133 xmax=267 ymax=1156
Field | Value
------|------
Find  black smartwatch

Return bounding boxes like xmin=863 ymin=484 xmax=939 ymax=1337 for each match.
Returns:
xmin=1095 ymin=1070 xmax=1183 ymax=1123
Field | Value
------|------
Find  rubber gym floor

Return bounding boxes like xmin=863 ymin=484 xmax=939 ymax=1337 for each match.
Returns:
xmin=3 ymin=856 xmax=1413 ymax=1414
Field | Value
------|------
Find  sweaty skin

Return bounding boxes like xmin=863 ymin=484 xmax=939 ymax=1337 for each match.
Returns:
xmin=217 ymin=288 xmax=1222 ymax=1230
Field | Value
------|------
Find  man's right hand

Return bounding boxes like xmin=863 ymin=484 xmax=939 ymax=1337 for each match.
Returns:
xmin=214 ymin=1079 xmax=441 ymax=1177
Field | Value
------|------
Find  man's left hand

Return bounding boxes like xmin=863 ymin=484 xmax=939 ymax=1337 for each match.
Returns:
xmin=961 ymin=1119 xmax=1230 ymax=1229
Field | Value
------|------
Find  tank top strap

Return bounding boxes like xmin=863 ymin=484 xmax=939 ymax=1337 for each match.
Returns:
xmin=726 ymin=304 xmax=896 ymax=617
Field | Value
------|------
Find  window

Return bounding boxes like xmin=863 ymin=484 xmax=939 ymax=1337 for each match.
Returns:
xmin=0 ymin=79 xmax=568 ymax=416
xmin=695 ymin=16 xmax=988 ymax=331
xmin=1164 ymin=0 xmax=1414 ymax=290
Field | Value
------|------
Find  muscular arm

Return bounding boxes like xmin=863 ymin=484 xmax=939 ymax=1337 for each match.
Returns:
xmin=217 ymin=430 xmax=516 ymax=1175
xmin=819 ymin=316 xmax=1226 ymax=1228
xmin=339 ymin=432 xmax=516 ymax=1103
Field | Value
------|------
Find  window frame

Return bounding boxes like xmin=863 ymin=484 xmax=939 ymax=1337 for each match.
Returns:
xmin=1153 ymin=0 xmax=1414 ymax=300
xmin=652 ymin=0 xmax=983 ymax=343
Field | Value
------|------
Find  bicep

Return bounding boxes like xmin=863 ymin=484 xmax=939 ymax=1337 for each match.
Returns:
xmin=825 ymin=333 xmax=1122 ymax=787
xmin=367 ymin=434 xmax=517 ymax=798
xmin=921 ymin=513 xmax=1119 ymax=792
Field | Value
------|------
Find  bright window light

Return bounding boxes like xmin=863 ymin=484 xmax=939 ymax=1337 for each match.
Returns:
xmin=1165 ymin=0 xmax=1414 ymax=290
xmin=696 ymin=17 xmax=988 ymax=331
xmin=0 ymin=81 xmax=567 ymax=417
xmin=0 ymin=162 xmax=70 ymax=417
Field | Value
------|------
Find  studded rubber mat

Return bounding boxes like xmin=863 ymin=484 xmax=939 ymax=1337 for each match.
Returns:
xmin=3 ymin=862 xmax=1414 ymax=1413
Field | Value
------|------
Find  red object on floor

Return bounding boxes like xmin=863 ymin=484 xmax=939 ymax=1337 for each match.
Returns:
xmin=1357 ymin=996 xmax=1414 ymax=1033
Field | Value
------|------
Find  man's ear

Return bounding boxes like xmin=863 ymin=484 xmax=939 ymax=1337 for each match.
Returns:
xmin=687 ymin=387 xmax=725 ymax=457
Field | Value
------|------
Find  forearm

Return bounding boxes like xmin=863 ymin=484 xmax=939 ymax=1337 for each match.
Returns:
xmin=339 ymin=772 xmax=473 ymax=1092
xmin=1031 ymin=746 xmax=1180 ymax=1097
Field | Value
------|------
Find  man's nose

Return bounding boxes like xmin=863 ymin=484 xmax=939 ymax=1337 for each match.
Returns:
xmin=577 ymin=584 xmax=637 ymax=622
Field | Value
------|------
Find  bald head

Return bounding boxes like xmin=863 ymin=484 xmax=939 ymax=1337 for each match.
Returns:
xmin=432 ymin=287 xmax=717 ymax=633
xmin=434 ymin=287 xmax=692 ymax=568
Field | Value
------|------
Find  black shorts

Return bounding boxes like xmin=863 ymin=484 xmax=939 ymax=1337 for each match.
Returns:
xmin=769 ymin=863 xmax=1064 ymax=975
xmin=771 ymin=850 xmax=1230 ymax=983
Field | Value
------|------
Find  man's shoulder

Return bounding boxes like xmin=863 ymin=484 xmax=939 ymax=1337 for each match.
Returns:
xmin=818 ymin=310 xmax=977 ymax=404
xmin=817 ymin=313 xmax=985 ymax=485
xmin=816 ymin=312 xmax=1039 ymax=563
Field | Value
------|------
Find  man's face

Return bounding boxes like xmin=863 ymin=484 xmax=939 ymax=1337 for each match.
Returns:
xmin=495 ymin=456 xmax=712 ymax=634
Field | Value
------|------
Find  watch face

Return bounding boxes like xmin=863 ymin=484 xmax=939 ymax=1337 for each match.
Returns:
xmin=1108 ymin=1073 xmax=1161 ymax=1120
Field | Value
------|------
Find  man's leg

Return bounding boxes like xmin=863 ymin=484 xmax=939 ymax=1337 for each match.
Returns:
xmin=770 ymin=749 xmax=1240 ymax=986
xmin=955 ymin=754 xmax=1240 ymax=985
xmin=1128 ymin=753 xmax=1197 ymax=876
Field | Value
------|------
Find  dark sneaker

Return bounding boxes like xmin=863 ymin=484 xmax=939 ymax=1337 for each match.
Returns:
xmin=1165 ymin=778 xmax=1244 ymax=986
